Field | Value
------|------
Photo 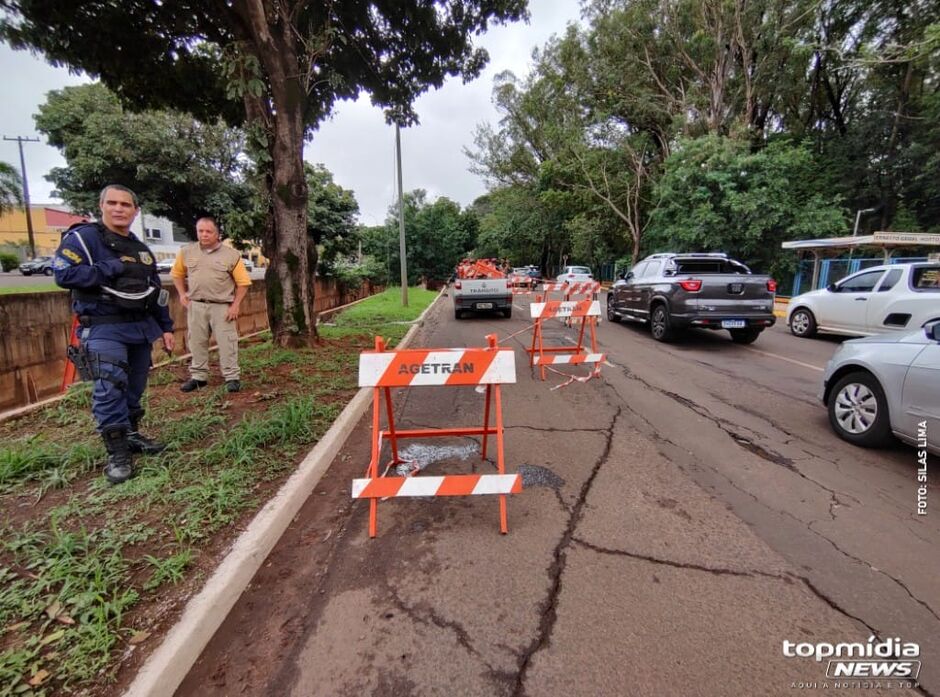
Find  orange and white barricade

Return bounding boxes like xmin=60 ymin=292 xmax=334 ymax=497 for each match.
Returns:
xmin=61 ymin=314 xmax=81 ymax=392
xmin=353 ymin=334 xmax=521 ymax=537
xmin=526 ymin=298 xmax=603 ymax=381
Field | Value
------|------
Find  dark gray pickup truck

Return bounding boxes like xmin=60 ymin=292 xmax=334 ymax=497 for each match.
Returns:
xmin=606 ymin=252 xmax=777 ymax=343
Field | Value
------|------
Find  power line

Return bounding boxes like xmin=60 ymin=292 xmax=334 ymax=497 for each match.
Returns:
xmin=3 ymin=135 xmax=41 ymax=258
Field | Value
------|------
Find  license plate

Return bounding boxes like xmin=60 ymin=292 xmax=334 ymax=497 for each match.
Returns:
xmin=721 ymin=319 xmax=746 ymax=329
xmin=476 ymin=302 xmax=493 ymax=310
xmin=728 ymin=283 xmax=743 ymax=294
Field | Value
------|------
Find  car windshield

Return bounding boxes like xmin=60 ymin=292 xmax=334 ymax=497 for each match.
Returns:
xmin=567 ymin=266 xmax=591 ymax=274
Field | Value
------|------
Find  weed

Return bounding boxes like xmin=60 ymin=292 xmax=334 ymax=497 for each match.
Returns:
xmin=143 ymin=549 xmax=192 ymax=591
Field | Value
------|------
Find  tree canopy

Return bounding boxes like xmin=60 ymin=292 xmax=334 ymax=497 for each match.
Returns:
xmin=1 ymin=0 xmax=528 ymax=345
xmin=468 ymin=0 xmax=940 ymax=278
xmin=0 ymin=162 xmax=22 ymax=216
xmin=34 ymin=83 xmax=252 ymax=229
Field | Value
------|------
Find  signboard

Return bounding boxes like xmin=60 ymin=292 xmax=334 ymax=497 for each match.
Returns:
xmin=872 ymin=231 xmax=940 ymax=246
xmin=929 ymin=253 xmax=940 ymax=262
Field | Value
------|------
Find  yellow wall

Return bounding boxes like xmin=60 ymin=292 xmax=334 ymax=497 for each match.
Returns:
xmin=0 ymin=208 xmax=63 ymax=256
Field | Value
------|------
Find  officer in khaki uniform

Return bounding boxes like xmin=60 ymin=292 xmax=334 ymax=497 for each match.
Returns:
xmin=171 ymin=217 xmax=251 ymax=393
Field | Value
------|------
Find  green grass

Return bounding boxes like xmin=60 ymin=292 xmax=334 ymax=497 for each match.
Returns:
xmin=0 ymin=285 xmax=439 ymax=694
xmin=0 ymin=284 xmax=63 ymax=295
xmin=328 ymin=286 xmax=437 ymax=326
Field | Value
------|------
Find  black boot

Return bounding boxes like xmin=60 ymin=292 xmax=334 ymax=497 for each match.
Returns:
xmin=127 ymin=409 xmax=165 ymax=455
xmin=102 ymin=427 xmax=135 ymax=484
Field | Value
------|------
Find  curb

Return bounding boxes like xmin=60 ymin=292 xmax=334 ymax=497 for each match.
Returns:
xmin=124 ymin=288 xmax=445 ymax=697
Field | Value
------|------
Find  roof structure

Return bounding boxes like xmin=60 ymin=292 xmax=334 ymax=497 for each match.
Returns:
xmin=782 ymin=231 xmax=940 ymax=253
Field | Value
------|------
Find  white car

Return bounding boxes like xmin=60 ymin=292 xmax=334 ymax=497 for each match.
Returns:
xmin=820 ymin=322 xmax=939 ymax=453
xmin=156 ymin=258 xmax=174 ymax=273
xmin=241 ymin=258 xmax=255 ymax=271
xmin=788 ymin=263 xmax=940 ymax=339
xmin=556 ymin=265 xmax=593 ymax=283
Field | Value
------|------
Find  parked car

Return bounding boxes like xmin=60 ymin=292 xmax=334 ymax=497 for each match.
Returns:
xmin=788 ymin=263 xmax=940 ymax=339
xmin=19 ymin=256 xmax=54 ymax=276
xmin=156 ymin=258 xmax=174 ymax=273
xmin=241 ymin=257 xmax=255 ymax=271
xmin=607 ymin=252 xmax=777 ymax=343
xmin=524 ymin=266 xmax=542 ymax=283
xmin=820 ymin=322 xmax=939 ymax=454
xmin=556 ymin=265 xmax=593 ymax=283
xmin=510 ymin=267 xmax=536 ymax=289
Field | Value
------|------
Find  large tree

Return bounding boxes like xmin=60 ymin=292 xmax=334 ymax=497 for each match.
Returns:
xmin=1 ymin=0 xmax=527 ymax=346
xmin=35 ymin=83 xmax=252 ymax=228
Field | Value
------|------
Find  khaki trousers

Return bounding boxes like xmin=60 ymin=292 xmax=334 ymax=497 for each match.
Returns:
xmin=188 ymin=301 xmax=240 ymax=381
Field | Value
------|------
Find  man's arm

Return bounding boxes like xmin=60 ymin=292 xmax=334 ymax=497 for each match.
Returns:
xmin=170 ymin=252 xmax=190 ymax=308
xmin=226 ymin=259 xmax=252 ymax=321
xmin=53 ymin=230 xmax=124 ymax=289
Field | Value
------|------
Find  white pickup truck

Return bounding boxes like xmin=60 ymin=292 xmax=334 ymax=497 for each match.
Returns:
xmin=452 ymin=277 xmax=513 ymax=319
xmin=788 ymin=262 xmax=940 ymax=338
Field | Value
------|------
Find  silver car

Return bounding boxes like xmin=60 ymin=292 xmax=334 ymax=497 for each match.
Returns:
xmin=819 ymin=322 xmax=939 ymax=454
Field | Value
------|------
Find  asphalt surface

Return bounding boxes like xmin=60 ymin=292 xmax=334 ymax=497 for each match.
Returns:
xmin=178 ymin=290 xmax=937 ymax=697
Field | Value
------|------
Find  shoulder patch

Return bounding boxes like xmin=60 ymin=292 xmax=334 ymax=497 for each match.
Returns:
xmin=53 ymin=256 xmax=72 ymax=270
xmin=61 ymin=248 xmax=84 ymax=264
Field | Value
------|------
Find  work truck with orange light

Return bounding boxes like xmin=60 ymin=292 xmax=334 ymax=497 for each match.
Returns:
xmin=452 ymin=258 xmax=513 ymax=319
xmin=606 ymin=252 xmax=777 ymax=344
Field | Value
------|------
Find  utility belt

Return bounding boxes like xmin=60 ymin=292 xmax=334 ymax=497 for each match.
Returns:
xmin=191 ymin=298 xmax=232 ymax=304
xmin=78 ymin=313 xmax=150 ymax=327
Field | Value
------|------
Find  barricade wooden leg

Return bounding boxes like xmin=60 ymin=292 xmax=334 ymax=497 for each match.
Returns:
xmin=60 ymin=315 xmax=80 ymax=392
xmin=495 ymin=384 xmax=508 ymax=533
xmin=383 ymin=386 xmax=400 ymax=465
xmin=482 ymin=384 xmax=491 ymax=460
xmin=369 ymin=386 xmax=381 ymax=538
xmin=574 ymin=313 xmax=587 ymax=355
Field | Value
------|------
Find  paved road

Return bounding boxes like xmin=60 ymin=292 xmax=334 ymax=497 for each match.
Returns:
xmin=178 ymin=291 xmax=937 ymax=696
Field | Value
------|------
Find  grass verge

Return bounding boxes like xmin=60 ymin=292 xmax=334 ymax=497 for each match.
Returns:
xmin=0 ymin=284 xmax=63 ymax=295
xmin=0 ymin=286 xmax=436 ymax=696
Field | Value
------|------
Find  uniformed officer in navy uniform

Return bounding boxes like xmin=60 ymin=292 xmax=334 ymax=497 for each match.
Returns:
xmin=53 ymin=184 xmax=175 ymax=484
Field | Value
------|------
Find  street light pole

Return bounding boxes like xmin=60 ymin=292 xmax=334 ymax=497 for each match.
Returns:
xmin=396 ymin=123 xmax=408 ymax=307
xmin=3 ymin=135 xmax=40 ymax=258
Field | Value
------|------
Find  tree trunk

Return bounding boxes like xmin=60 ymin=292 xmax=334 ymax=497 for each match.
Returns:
xmin=239 ymin=1 xmax=316 ymax=347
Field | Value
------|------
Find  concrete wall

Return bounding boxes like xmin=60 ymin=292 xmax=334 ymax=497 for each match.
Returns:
xmin=0 ymin=278 xmax=381 ymax=413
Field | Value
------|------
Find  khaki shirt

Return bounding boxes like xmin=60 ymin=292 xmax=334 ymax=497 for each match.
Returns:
xmin=171 ymin=243 xmax=251 ymax=303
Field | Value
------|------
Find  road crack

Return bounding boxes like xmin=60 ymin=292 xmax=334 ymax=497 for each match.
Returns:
xmin=571 ymin=537 xmax=794 ymax=582
xmin=510 ymin=406 xmax=622 ymax=697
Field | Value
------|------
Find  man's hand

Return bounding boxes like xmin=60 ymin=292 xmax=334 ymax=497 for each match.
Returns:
xmin=225 ymin=302 xmax=241 ymax=322
xmin=179 ymin=293 xmax=191 ymax=309
xmin=162 ymin=332 xmax=175 ymax=354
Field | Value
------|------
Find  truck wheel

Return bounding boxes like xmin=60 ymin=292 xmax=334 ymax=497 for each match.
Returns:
xmin=606 ymin=295 xmax=620 ymax=323
xmin=650 ymin=304 xmax=674 ymax=342
xmin=730 ymin=328 xmax=762 ymax=344
xmin=789 ymin=308 xmax=817 ymax=338
xmin=503 ymin=307 xmax=512 ymax=319
xmin=454 ymin=308 xmax=463 ymax=320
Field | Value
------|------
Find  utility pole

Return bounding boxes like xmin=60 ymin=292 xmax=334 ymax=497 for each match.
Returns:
xmin=3 ymin=135 xmax=40 ymax=258
xmin=395 ymin=123 xmax=408 ymax=307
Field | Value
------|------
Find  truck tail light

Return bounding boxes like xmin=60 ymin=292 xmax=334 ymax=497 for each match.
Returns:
xmin=679 ymin=279 xmax=702 ymax=292
xmin=506 ymin=279 xmax=512 ymax=289
xmin=455 ymin=280 xmax=462 ymax=289
xmin=767 ymin=279 xmax=777 ymax=293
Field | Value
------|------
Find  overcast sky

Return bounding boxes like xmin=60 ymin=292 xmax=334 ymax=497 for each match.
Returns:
xmin=0 ymin=1 xmax=583 ymax=226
